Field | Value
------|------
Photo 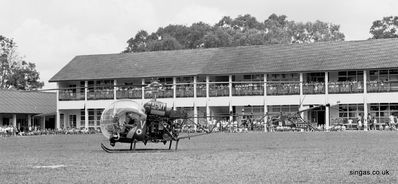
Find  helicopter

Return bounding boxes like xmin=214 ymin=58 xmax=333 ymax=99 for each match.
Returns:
xmin=99 ymin=81 xmax=218 ymax=153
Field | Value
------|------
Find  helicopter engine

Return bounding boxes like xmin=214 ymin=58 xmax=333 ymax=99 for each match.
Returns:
xmin=143 ymin=100 xmax=187 ymax=141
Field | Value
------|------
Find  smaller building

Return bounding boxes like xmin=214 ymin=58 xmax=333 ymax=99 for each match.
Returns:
xmin=0 ymin=89 xmax=56 ymax=131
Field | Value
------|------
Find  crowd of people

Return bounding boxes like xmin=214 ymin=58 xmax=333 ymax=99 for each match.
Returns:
xmin=117 ymin=87 xmax=142 ymax=99
xmin=267 ymin=83 xmax=300 ymax=95
xmin=302 ymin=82 xmax=325 ymax=94
xmin=233 ymin=83 xmax=264 ymax=96
xmin=0 ymin=126 xmax=101 ymax=137
xmin=367 ymin=80 xmax=391 ymax=92
xmin=209 ymin=84 xmax=230 ymax=97
xmin=330 ymin=114 xmax=398 ymax=131
xmin=328 ymin=81 xmax=363 ymax=93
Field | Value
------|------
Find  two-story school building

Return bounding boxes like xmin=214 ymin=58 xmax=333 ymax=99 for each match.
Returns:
xmin=49 ymin=38 xmax=398 ymax=130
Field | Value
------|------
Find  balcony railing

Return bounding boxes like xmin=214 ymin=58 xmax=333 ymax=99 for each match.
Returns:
xmin=232 ymin=82 xmax=264 ymax=96
xmin=176 ymin=84 xmax=194 ymax=98
xmin=144 ymin=86 xmax=173 ymax=99
xmin=303 ymin=82 xmax=325 ymax=94
xmin=196 ymin=83 xmax=206 ymax=97
xmin=116 ymin=87 xmax=142 ymax=99
xmin=209 ymin=83 xmax=229 ymax=97
xmin=59 ymin=90 xmax=85 ymax=101
xmin=58 ymin=79 xmax=398 ymax=101
xmin=367 ymin=81 xmax=397 ymax=93
xmin=328 ymin=81 xmax=364 ymax=94
xmin=87 ymin=88 xmax=114 ymax=100
xmin=267 ymin=82 xmax=300 ymax=96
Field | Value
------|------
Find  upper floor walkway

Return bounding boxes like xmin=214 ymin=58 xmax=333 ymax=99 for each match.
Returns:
xmin=58 ymin=69 xmax=398 ymax=101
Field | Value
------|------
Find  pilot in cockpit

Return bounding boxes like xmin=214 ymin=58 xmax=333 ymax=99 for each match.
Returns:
xmin=125 ymin=112 xmax=139 ymax=138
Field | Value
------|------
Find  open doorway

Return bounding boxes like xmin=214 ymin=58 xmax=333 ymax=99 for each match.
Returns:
xmin=309 ymin=106 xmax=326 ymax=125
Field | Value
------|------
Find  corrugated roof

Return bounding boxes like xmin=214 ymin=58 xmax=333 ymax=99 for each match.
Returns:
xmin=49 ymin=38 xmax=398 ymax=82
xmin=0 ymin=89 xmax=56 ymax=114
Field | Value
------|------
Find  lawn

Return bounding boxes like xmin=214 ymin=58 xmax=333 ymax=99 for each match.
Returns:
xmin=1 ymin=131 xmax=398 ymax=184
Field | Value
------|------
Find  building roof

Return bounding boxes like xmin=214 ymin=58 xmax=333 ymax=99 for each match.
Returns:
xmin=0 ymin=89 xmax=56 ymax=115
xmin=50 ymin=38 xmax=398 ymax=82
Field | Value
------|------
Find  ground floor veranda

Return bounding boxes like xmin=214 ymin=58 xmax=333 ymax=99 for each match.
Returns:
xmin=57 ymin=102 xmax=398 ymax=131
xmin=0 ymin=113 xmax=56 ymax=131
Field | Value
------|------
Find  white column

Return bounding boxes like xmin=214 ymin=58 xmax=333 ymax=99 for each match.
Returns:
xmin=206 ymin=102 xmax=210 ymax=122
xmin=264 ymin=99 xmax=268 ymax=132
xmin=56 ymin=111 xmax=60 ymax=130
xmin=325 ymin=72 xmax=329 ymax=130
xmin=229 ymin=75 xmax=232 ymax=97
xmin=325 ymin=105 xmax=330 ymax=131
xmin=28 ymin=114 xmax=31 ymax=128
xmin=325 ymin=72 xmax=329 ymax=95
xmin=264 ymin=74 xmax=267 ymax=97
xmin=41 ymin=116 xmax=45 ymax=130
xmin=113 ymin=80 xmax=117 ymax=100
xmin=84 ymin=82 xmax=88 ymax=129
xmin=84 ymin=81 xmax=88 ymax=101
xmin=229 ymin=102 xmax=233 ymax=122
xmin=63 ymin=114 xmax=67 ymax=129
xmin=299 ymin=73 xmax=304 ymax=118
xmin=299 ymin=73 xmax=304 ymax=96
xmin=85 ymin=107 xmax=89 ymax=129
xmin=363 ymin=70 xmax=368 ymax=131
xmin=206 ymin=76 xmax=209 ymax=98
xmin=141 ymin=79 xmax=145 ymax=100
xmin=56 ymin=82 xmax=61 ymax=130
xmin=193 ymin=102 xmax=197 ymax=131
xmin=12 ymin=114 xmax=16 ymax=127
xmin=194 ymin=76 xmax=197 ymax=98
xmin=173 ymin=77 xmax=176 ymax=99
xmin=264 ymin=74 xmax=268 ymax=132
xmin=206 ymin=76 xmax=210 ymax=123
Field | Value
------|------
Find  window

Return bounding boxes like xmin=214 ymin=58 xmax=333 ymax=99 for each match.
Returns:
xmin=89 ymin=109 xmax=95 ymax=126
xmin=80 ymin=109 xmax=85 ymax=127
xmin=158 ymin=77 xmax=173 ymax=84
xmin=267 ymin=73 xmax=299 ymax=82
xmin=369 ymin=103 xmax=397 ymax=123
xmin=176 ymin=76 xmax=194 ymax=83
xmin=369 ymin=69 xmax=398 ymax=81
xmin=267 ymin=105 xmax=299 ymax=113
xmin=338 ymin=104 xmax=364 ymax=119
xmin=60 ymin=114 xmax=64 ymax=129
xmin=69 ymin=115 xmax=77 ymax=128
xmin=337 ymin=71 xmax=363 ymax=82
xmin=96 ymin=109 xmax=103 ymax=126
xmin=209 ymin=76 xmax=229 ymax=82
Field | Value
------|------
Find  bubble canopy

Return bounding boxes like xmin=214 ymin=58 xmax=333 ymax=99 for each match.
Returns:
xmin=100 ymin=100 xmax=147 ymax=139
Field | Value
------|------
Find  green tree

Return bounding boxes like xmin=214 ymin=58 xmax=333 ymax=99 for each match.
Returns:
xmin=370 ymin=16 xmax=398 ymax=39
xmin=8 ymin=61 xmax=44 ymax=90
xmin=147 ymin=36 xmax=183 ymax=51
xmin=124 ymin=30 xmax=149 ymax=53
xmin=123 ymin=13 xmax=345 ymax=53
xmin=0 ymin=35 xmax=44 ymax=90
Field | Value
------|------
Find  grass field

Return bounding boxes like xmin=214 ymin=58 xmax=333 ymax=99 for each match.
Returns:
xmin=1 ymin=131 xmax=398 ymax=184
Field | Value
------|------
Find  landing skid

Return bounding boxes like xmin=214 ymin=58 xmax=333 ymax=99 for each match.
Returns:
xmin=101 ymin=143 xmax=135 ymax=153
xmin=101 ymin=140 xmax=180 ymax=153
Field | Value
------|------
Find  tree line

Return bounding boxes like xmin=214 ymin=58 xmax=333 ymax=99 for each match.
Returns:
xmin=123 ymin=14 xmax=346 ymax=53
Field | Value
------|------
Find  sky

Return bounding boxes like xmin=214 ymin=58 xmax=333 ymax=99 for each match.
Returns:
xmin=1 ymin=0 xmax=398 ymax=89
